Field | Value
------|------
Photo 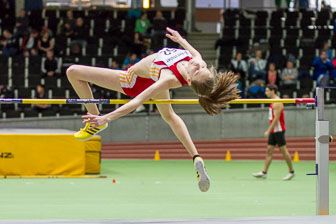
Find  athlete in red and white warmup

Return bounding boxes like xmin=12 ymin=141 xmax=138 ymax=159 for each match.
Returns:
xmin=252 ymin=84 xmax=295 ymax=180
xmin=66 ymin=27 xmax=241 ymax=192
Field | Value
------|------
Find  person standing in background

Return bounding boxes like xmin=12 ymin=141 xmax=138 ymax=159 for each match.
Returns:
xmin=252 ymin=84 xmax=295 ymax=181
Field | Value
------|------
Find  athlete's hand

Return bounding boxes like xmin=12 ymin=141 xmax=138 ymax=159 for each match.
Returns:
xmin=166 ymin=27 xmax=183 ymax=43
xmin=82 ymin=112 xmax=108 ymax=127
xmin=264 ymin=130 xmax=270 ymax=139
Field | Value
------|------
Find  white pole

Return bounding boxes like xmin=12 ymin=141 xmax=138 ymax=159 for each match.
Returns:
xmin=315 ymin=87 xmax=329 ymax=215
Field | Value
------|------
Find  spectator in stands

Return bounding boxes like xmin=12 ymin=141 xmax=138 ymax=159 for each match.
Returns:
xmin=298 ymin=0 xmax=309 ymax=9
xmin=135 ymin=13 xmax=151 ymax=38
xmin=41 ymin=50 xmax=61 ymax=77
xmin=14 ymin=9 xmax=29 ymax=38
xmin=61 ymin=22 xmax=74 ymax=38
xmin=38 ymin=30 xmax=54 ymax=55
xmin=0 ymin=85 xmax=14 ymax=98
xmin=33 ymin=84 xmax=50 ymax=112
xmin=322 ymin=41 xmax=333 ymax=60
xmin=62 ymin=10 xmax=75 ymax=31
xmin=127 ymin=7 xmax=141 ymax=19
xmin=248 ymin=49 xmax=266 ymax=82
xmin=280 ymin=61 xmax=298 ymax=98
xmin=110 ymin=61 xmax=121 ymax=70
xmin=151 ymin=10 xmax=168 ymax=51
xmin=0 ymin=84 xmax=14 ymax=112
xmin=122 ymin=53 xmax=140 ymax=70
xmin=65 ymin=10 xmax=75 ymax=25
xmin=312 ymin=50 xmax=334 ymax=87
xmin=22 ymin=29 xmax=39 ymax=56
xmin=230 ymin=52 xmax=248 ymax=84
xmin=321 ymin=1 xmax=332 ymax=12
xmin=266 ymin=63 xmax=280 ymax=86
xmin=246 ymin=79 xmax=266 ymax=98
xmin=0 ymin=29 xmax=18 ymax=56
xmin=71 ymin=17 xmax=88 ymax=48
xmin=132 ymin=32 xmax=145 ymax=56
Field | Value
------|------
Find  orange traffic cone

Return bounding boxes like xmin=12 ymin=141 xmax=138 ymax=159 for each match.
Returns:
xmin=225 ymin=150 xmax=231 ymax=161
xmin=154 ymin=150 xmax=160 ymax=161
xmin=293 ymin=151 xmax=300 ymax=162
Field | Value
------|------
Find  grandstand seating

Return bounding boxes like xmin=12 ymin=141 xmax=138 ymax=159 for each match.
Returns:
xmin=1 ymin=8 xmax=336 ymax=118
xmin=0 ymin=8 xmax=183 ymax=118
xmin=218 ymin=9 xmax=336 ymax=101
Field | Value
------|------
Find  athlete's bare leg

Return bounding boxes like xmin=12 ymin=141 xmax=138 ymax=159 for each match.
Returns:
xmin=263 ymin=145 xmax=275 ymax=173
xmin=279 ymin=145 xmax=294 ymax=172
xmin=66 ymin=65 xmax=125 ymax=115
xmin=153 ymin=90 xmax=199 ymax=157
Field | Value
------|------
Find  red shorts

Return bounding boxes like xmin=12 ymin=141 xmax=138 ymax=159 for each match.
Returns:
xmin=120 ymin=68 xmax=155 ymax=97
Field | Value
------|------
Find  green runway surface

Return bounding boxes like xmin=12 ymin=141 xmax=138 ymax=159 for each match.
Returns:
xmin=0 ymin=160 xmax=335 ymax=220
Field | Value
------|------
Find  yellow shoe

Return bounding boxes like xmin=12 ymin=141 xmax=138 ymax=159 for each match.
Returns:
xmin=74 ymin=122 xmax=108 ymax=141
xmin=194 ymin=157 xmax=210 ymax=192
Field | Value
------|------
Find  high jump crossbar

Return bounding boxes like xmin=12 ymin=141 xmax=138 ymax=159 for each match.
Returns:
xmin=0 ymin=98 xmax=316 ymax=105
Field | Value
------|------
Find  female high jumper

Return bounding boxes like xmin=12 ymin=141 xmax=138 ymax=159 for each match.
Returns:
xmin=66 ymin=27 xmax=241 ymax=192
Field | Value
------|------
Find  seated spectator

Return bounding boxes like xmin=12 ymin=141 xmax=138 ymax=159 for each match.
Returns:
xmin=64 ymin=10 xmax=75 ymax=27
xmin=58 ymin=10 xmax=75 ymax=36
xmin=230 ymin=52 xmax=248 ymax=84
xmin=110 ymin=61 xmax=121 ymax=70
xmin=0 ymin=29 xmax=18 ymax=56
xmin=322 ymin=41 xmax=333 ymax=60
xmin=0 ymin=84 xmax=14 ymax=112
xmin=321 ymin=1 xmax=332 ymax=12
xmin=280 ymin=61 xmax=298 ymax=97
xmin=246 ymin=79 xmax=266 ymax=98
xmin=132 ymin=32 xmax=145 ymax=56
xmin=41 ymin=50 xmax=61 ymax=77
xmin=38 ymin=30 xmax=54 ymax=55
xmin=71 ymin=17 xmax=88 ymax=48
xmin=0 ymin=84 xmax=14 ymax=98
xmin=33 ymin=84 xmax=50 ymax=112
xmin=61 ymin=22 xmax=74 ymax=38
xmin=266 ymin=63 xmax=280 ymax=86
xmin=151 ymin=10 xmax=168 ymax=51
xmin=135 ymin=13 xmax=151 ymax=38
xmin=248 ymin=49 xmax=266 ymax=82
xmin=312 ymin=50 xmax=334 ymax=87
xmin=122 ymin=53 xmax=140 ymax=70
xmin=22 ymin=29 xmax=39 ymax=56
xmin=14 ymin=9 xmax=29 ymax=38
xmin=127 ymin=8 xmax=141 ymax=19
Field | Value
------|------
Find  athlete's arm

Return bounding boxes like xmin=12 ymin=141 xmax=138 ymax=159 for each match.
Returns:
xmin=264 ymin=103 xmax=283 ymax=138
xmin=165 ymin=27 xmax=202 ymax=59
xmin=82 ymin=74 xmax=176 ymax=126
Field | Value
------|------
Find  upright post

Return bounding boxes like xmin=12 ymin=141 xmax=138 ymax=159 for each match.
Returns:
xmin=315 ymin=87 xmax=329 ymax=215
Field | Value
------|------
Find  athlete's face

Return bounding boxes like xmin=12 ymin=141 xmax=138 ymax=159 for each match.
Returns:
xmin=265 ymin=88 xmax=273 ymax=98
xmin=187 ymin=58 xmax=212 ymax=82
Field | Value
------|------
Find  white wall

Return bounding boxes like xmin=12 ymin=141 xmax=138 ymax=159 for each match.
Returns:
xmin=240 ymin=0 xmax=276 ymax=10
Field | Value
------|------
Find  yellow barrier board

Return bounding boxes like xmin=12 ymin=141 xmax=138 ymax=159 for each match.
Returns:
xmin=0 ymin=134 xmax=86 ymax=176
xmin=85 ymin=136 xmax=101 ymax=174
